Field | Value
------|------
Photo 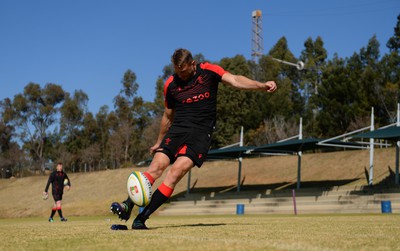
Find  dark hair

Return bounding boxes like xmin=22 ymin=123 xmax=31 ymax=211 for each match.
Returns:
xmin=171 ymin=48 xmax=193 ymax=68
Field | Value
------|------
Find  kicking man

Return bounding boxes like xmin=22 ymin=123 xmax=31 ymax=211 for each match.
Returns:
xmin=110 ymin=48 xmax=277 ymax=229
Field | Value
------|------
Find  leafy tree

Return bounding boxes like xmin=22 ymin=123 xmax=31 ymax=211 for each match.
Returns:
xmin=58 ymin=90 xmax=89 ymax=167
xmin=95 ymin=105 xmax=111 ymax=167
xmin=153 ymin=77 xmax=165 ymax=116
xmin=316 ymin=54 xmax=369 ymax=136
xmin=377 ymin=14 xmax=400 ymax=123
xmin=299 ymin=36 xmax=328 ymax=136
xmin=112 ymin=70 xmax=139 ymax=163
xmin=387 ymin=14 xmax=400 ymax=52
xmin=1 ymin=83 xmax=65 ymax=173
xmin=0 ymin=113 xmax=13 ymax=154
xmin=265 ymin=37 xmax=304 ymax=118
xmin=359 ymin=35 xmax=386 ymax=124
xmin=111 ymin=69 xmax=153 ymax=165
xmin=60 ymin=90 xmax=88 ymax=139
xmin=214 ymin=55 xmax=261 ymax=147
xmin=247 ymin=37 xmax=305 ymax=144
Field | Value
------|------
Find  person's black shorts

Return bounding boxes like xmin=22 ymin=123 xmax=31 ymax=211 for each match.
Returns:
xmin=52 ymin=192 xmax=63 ymax=201
xmin=157 ymin=128 xmax=212 ymax=167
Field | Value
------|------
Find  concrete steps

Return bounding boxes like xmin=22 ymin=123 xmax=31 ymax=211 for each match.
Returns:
xmin=158 ymin=186 xmax=400 ymax=215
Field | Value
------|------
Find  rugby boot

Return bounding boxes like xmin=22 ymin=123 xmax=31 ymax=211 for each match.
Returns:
xmin=132 ymin=218 xmax=148 ymax=230
xmin=110 ymin=202 xmax=133 ymax=221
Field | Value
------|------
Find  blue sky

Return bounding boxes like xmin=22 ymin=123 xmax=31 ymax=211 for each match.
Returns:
xmin=1 ymin=0 xmax=399 ymax=113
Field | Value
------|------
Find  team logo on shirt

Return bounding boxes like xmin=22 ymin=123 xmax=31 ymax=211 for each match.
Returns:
xmin=165 ymin=138 xmax=171 ymax=145
xmin=196 ymin=76 xmax=205 ymax=85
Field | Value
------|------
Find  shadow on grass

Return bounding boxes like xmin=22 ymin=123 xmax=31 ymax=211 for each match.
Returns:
xmin=153 ymin=223 xmax=227 ymax=229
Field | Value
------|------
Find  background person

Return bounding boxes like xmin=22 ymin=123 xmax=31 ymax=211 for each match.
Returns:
xmin=43 ymin=162 xmax=70 ymax=222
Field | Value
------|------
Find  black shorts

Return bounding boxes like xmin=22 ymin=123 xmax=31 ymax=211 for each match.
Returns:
xmin=52 ymin=192 xmax=63 ymax=201
xmin=158 ymin=128 xmax=212 ymax=167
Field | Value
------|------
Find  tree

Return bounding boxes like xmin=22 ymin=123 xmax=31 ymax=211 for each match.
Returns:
xmin=316 ymin=54 xmax=370 ymax=136
xmin=111 ymin=69 xmax=153 ymax=165
xmin=299 ymin=36 xmax=328 ymax=136
xmin=113 ymin=70 xmax=139 ymax=163
xmin=1 ymin=83 xmax=65 ymax=173
xmin=247 ymin=37 xmax=305 ymax=143
xmin=0 ymin=114 xmax=13 ymax=154
xmin=58 ymin=90 xmax=89 ymax=169
xmin=377 ymin=14 xmax=400 ymax=123
xmin=387 ymin=14 xmax=400 ymax=52
xmin=60 ymin=90 xmax=88 ymax=140
xmin=214 ymin=55 xmax=261 ymax=147
xmin=95 ymin=105 xmax=111 ymax=167
xmin=359 ymin=35 xmax=387 ymax=124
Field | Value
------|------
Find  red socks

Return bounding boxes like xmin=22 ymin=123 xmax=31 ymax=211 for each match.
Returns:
xmin=143 ymin=172 xmax=155 ymax=185
xmin=158 ymin=182 xmax=174 ymax=198
xmin=142 ymin=172 xmax=173 ymax=197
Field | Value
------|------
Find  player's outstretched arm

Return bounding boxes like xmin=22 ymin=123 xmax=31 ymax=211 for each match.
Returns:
xmin=221 ymin=72 xmax=277 ymax=92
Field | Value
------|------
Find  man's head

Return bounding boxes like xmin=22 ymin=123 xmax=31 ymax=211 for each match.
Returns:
xmin=171 ymin=48 xmax=196 ymax=81
xmin=56 ymin=162 xmax=63 ymax=172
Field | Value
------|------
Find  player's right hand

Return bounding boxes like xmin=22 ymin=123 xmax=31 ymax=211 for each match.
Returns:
xmin=150 ymin=143 xmax=161 ymax=155
xmin=264 ymin=81 xmax=277 ymax=92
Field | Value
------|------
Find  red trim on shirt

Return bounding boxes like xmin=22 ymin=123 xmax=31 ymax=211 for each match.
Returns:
xmin=200 ymin=62 xmax=227 ymax=77
xmin=164 ymin=76 xmax=174 ymax=108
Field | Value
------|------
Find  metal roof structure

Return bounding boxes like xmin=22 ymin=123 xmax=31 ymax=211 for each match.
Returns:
xmin=354 ymin=125 xmax=400 ymax=185
xmin=206 ymin=138 xmax=366 ymax=190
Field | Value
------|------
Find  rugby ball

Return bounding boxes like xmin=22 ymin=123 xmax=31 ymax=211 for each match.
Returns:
xmin=127 ymin=171 xmax=152 ymax=207
xmin=64 ymin=178 xmax=69 ymax=186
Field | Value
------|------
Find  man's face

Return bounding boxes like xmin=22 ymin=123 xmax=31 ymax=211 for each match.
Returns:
xmin=56 ymin=164 xmax=63 ymax=172
xmin=174 ymin=61 xmax=196 ymax=81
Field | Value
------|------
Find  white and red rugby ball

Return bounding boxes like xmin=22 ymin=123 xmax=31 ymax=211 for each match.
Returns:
xmin=127 ymin=171 xmax=152 ymax=207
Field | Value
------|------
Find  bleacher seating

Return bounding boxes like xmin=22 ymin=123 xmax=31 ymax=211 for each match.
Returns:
xmin=158 ymin=186 xmax=400 ymax=215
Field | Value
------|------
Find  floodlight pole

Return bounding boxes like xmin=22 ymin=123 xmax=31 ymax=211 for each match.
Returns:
xmin=272 ymin=58 xmax=305 ymax=71
xmin=369 ymin=107 xmax=374 ymax=186
xmin=186 ymin=169 xmax=191 ymax=195
xmin=297 ymin=118 xmax=303 ymax=189
xmin=237 ymin=126 xmax=244 ymax=192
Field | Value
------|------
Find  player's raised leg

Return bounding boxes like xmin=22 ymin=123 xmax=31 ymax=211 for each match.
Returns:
xmin=110 ymin=152 xmax=169 ymax=222
xmin=110 ymin=170 xmax=156 ymax=221
xmin=133 ymin=156 xmax=193 ymax=229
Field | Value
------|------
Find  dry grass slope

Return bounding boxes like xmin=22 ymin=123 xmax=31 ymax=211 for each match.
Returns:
xmin=0 ymin=148 xmax=396 ymax=218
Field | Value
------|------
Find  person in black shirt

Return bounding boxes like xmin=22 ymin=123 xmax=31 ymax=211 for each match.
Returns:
xmin=43 ymin=162 xmax=71 ymax=222
xmin=110 ymin=48 xmax=277 ymax=229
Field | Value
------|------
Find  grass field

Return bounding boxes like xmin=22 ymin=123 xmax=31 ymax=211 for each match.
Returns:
xmin=1 ymin=214 xmax=399 ymax=251
xmin=0 ymin=148 xmax=396 ymax=218
xmin=1 ymin=148 xmax=399 ymax=250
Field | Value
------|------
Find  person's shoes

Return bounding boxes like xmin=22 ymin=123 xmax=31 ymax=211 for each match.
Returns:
xmin=60 ymin=217 xmax=68 ymax=222
xmin=48 ymin=217 xmax=54 ymax=222
xmin=110 ymin=202 xmax=133 ymax=221
xmin=132 ymin=218 xmax=148 ymax=230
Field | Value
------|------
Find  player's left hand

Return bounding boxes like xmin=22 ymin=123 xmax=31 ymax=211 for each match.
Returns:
xmin=264 ymin=81 xmax=277 ymax=92
xmin=65 ymin=185 xmax=70 ymax=191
